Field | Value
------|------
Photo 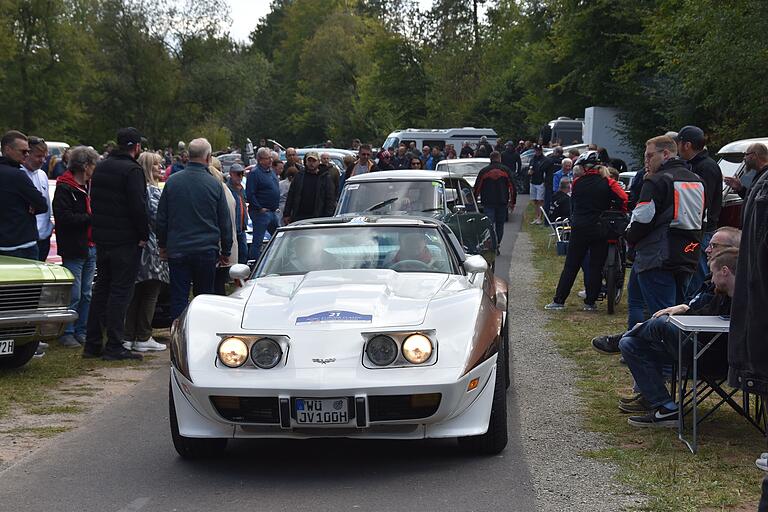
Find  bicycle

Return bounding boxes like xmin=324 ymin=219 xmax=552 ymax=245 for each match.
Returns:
xmin=598 ymin=211 xmax=630 ymax=315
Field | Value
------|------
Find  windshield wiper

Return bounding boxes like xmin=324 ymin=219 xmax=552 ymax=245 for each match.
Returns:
xmin=420 ymin=207 xmax=443 ymax=212
xmin=365 ymin=197 xmax=399 ymax=212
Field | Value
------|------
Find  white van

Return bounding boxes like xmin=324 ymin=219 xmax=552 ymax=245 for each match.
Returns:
xmin=381 ymin=128 xmax=498 ymax=152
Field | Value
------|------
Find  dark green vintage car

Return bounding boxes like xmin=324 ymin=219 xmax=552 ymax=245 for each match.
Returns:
xmin=336 ymin=170 xmax=497 ymax=265
xmin=0 ymin=256 xmax=77 ymax=368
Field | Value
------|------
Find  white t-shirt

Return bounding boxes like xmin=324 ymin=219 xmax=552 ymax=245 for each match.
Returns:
xmin=21 ymin=166 xmax=54 ymax=239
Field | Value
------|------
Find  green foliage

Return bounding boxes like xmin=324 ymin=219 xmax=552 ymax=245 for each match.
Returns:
xmin=0 ymin=0 xmax=766 ymax=153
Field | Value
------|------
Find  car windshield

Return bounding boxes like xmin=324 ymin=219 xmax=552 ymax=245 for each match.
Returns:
xmin=257 ymin=226 xmax=457 ymax=276
xmin=337 ymin=180 xmax=445 ymax=215
xmin=437 ymin=161 xmax=487 ymax=179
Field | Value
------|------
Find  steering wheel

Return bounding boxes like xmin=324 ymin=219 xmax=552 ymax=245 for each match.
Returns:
xmin=389 ymin=259 xmax=432 ymax=271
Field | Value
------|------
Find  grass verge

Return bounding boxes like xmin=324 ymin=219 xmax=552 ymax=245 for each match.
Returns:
xmin=0 ymin=330 xmax=168 ymax=419
xmin=523 ymin=204 xmax=765 ymax=511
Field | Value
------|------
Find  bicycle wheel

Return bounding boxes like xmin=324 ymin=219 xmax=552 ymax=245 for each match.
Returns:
xmin=606 ymin=245 xmax=619 ymax=315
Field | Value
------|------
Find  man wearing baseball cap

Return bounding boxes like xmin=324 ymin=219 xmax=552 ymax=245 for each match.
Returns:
xmin=677 ymin=125 xmax=722 ymax=297
xmin=283 ymin=151 xmax=336 ymax=224
xmin=84 ymin=127 xmax=149 ymax=361
xmin=227 ymin=163 xmax=248 ymax=264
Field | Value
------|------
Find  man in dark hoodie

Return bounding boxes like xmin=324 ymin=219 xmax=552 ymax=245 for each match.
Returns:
xmin=0 ymin=131 xmax=47 ymax=260
xmin=83 ymin=127 xmax=149 ymax=361
xmin=283 ymin=151 xmax=336 ymax=224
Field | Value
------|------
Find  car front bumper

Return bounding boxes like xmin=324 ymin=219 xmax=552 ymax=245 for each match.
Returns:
xmin=171 ymin=356 xmax=498 ymax=440
xmin=0 ymin=308 xmax=78 ymax=343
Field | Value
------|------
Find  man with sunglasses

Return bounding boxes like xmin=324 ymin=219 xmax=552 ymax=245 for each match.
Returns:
xmin=21 ymin=137 xmax=54 ymax=261
xmin=0 ymin=130 xmax=48 ymax=260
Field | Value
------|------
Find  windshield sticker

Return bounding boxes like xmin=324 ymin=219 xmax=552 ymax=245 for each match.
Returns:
xmin=296 ymin=310 xmax=373 ymax=325
xmin=346 ymin=184 xmax=359 ymax=190
xmin=432 ymin=181 xmax=441 ymax=187
xmin=276 ymin=231 xmax=285 ymax=238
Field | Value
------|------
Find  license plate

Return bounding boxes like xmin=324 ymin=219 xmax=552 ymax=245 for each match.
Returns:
xmin=0 ymin=340 xmax=14 ymax=355
xmin=295 ymin=398 xmax=349 ymax=425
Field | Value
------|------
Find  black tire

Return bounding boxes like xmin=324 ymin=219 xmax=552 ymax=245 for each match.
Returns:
xmin=503 ymin=321 xmax=510 ymax=390
xmin=169 ymin=380 xmax=227 ymax=459
xmin=0 ymin=341 xmax=39 ymax=369
xmin=606 ymin=246 xmax=619 ymax=315
xmin=457 ymin=340 xmax=508 ymax=455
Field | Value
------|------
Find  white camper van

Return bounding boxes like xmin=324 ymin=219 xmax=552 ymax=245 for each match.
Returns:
xmin=381 ymin=128 xmax=498 ymax=152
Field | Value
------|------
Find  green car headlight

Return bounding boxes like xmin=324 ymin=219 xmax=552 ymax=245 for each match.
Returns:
xmin=39 ymin=284 xmax=72 ymax=308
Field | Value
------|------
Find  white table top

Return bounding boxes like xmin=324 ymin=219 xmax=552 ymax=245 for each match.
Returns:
xmin=668 ymin=315 xmax=730 ymax=333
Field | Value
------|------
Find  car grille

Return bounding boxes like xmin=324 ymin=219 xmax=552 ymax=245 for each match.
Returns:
xmin=0 ymin=326 xmax=36 ymax=338
xmin=0 ymin=285 xmax=42 ymax=312
xmin=210 ymin=396 xmax=280 ymax=424
xmin=368 ymin=393 xmax=442 ymax=422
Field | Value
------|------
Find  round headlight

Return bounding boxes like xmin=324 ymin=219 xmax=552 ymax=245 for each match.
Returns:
xmin=402 ymin=334 xmax=433 ymax=364
xmin=251 ymin=338 xmax=283 ymax=369
xmin=366 ymin=335 xmax=398 ymax=366
xmin=218 ymin=337 xmax=248 ymax=368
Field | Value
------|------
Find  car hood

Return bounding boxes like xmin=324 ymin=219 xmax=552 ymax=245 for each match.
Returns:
xmin=0 ymin=256 xmax=70 ymax=283
xmin=241 ymin=269 xmax=450 ymax=330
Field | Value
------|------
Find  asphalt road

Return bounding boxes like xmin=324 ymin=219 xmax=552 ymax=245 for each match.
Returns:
xmin=0 ymin=198 xmax=535 ymax=512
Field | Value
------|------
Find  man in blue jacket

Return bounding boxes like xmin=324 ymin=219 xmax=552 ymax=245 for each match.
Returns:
xmin=157 ymin=138 xmax=233 ymax=320
xmin=245 ymin=147 xmax=280 ymax=260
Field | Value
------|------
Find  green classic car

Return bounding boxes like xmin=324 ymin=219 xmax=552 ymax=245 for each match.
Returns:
xmin=335 ymin=170 xmax=497 ymax=266
xmin=0 ymin=256 xmax=77 ymax=368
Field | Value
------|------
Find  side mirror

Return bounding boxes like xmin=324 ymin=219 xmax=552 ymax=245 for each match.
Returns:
xmin=463 ymin=254 xmax=488 ymax=275
xmin=229 ymin=264 xmax=251 ymax=280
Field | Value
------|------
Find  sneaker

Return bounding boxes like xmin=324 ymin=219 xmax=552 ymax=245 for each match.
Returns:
xmin=544 ymin=302 xmax=566 ymax=311
xmin=38 ymin=341 xmax=49 ymax=350
xmin=627 ymin=405 xmax=678 ymax=428
xmin=577 ymin=290 xmax=586 ymax=299
xmin=582 ymin=303 xmax=597 ymax=312
xmin=33 ymin=346 xmax=45 ymax=358
xmin=760 ymin=452 xmax=768 ymax=460
xmin=123 ymin=341 xmax=141 ymax=352
xmin=591 ymin=333 xmax=623 ymax=354
xmin=618 ymin=396 xmax=653 ymax=414
xmin=757 ymin=457 xmax=768 ymax=472
xmin=102 ymin=349 xmax=143 ymax=361
xmin=131 ymin=338 xmax=167 ymax=352
xmin=58 ymin=334 xmax=82 ymax=348
xmin=74 ymin=334 xmax=86 ymax=344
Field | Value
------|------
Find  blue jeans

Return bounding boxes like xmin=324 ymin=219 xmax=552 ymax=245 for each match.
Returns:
xmin=0 ymin=245 xmax=38 ymax=260
xmin=62 ymin=247 xmax=97 ymax=337
xmin=236 ymin=231 xmax=248 ymax=264
xmin=626 ymin=264 xmax=646 ymax=330
xmin=483 ymin=205 xmax=507 ymax=244
xmin=685 ymin=231 xmax=713 ymax=300
xmin=619 ymin=316 xmax=686 ymax=408
xmin=168 ymin=250 xmax=217 ymax=320
xmin=636 ymin=268 xmax=688 ymax=319
xmin=248 ymin=209 xmax=279 ymax=261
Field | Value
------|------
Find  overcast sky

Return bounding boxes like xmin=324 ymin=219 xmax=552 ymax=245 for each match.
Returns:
xmin=225 ymin=0 xmax=435 ymax=42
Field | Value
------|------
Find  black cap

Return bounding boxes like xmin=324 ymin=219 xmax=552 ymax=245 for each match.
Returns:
xmin=116 ymin=127 xmax=146 ymax=147
xmin=678 ymin=126 xmax=705 ymax=146
xmin=229 ymin=163 xmax=244 ymax=174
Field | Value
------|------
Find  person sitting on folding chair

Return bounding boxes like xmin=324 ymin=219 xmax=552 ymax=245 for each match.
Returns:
xmin=617 ymin=248 xmax=738 ymax=427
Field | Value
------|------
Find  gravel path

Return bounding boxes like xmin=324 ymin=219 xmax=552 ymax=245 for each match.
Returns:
xmin=506 ymin=229 xmax=645 ymax=511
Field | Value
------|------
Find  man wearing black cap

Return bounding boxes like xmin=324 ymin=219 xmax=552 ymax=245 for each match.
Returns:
xmin=83 ymin=127 xmax=149 ymax=361
xmin=677 ymin=125 xmax=722 ymax=297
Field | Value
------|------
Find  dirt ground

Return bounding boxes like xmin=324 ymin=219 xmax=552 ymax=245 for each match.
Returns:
xmin=0 ymin=352 xmax=167 ymax=471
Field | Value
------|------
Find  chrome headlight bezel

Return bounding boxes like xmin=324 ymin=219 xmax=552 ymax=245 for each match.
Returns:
xmin=215 ymin=334 xmax=290 ymax=370
xmin=362 ymin=330 xmax=437 ymax=369
xmin=365 ymin=335 xmax=399 ymax=366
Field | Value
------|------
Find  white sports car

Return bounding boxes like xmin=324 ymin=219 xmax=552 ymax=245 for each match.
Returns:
xmin=169 ymin=216 xmax=510 ymax=458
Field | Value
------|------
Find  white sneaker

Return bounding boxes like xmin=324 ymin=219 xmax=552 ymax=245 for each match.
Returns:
xmin=577 ymin=290 xmax=586 ymax=299
xmin=131 ymin=338 xmax=167 ymax=352
xmin=756 ymin=457 xmax=768 ymax=471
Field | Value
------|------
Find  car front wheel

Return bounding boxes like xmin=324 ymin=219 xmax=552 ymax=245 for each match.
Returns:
xmin=0 ymin=341 xmax=39 ymax=369
xmin=169 ymin=380 xmax=227 ymax=458
xmin=457 ymin=340 xmax=509 ymax=455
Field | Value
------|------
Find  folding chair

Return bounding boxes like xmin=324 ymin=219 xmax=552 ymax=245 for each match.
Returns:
xmin=540 ymin=206 xmax=570 ymax=249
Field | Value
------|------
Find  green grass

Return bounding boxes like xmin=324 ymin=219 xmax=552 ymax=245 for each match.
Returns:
xmin=0 ymin=331 xmax=168 ymax=418
xmin=523 ymin=204 xmax=765 ymax=511
xmin=1 ymin=426 xmax=72 ymax=438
